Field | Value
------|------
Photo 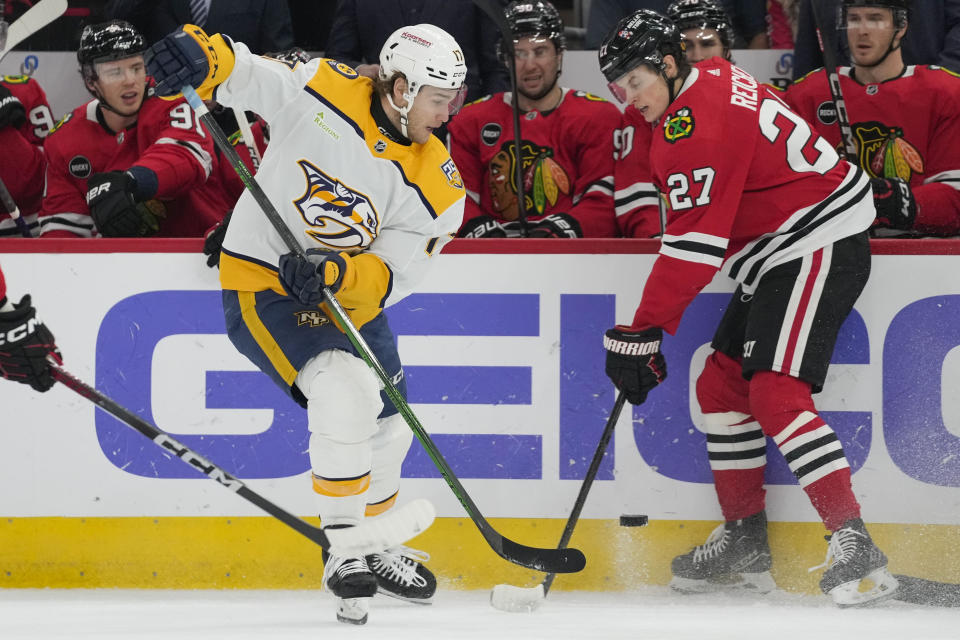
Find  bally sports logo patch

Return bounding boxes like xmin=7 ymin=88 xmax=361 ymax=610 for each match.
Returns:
xmin=663 ymin=106 xmax=695 ymax=143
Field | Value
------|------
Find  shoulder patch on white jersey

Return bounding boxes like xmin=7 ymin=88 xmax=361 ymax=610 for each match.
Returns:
xmin=441 ymin=159 xmax=464 ymax=189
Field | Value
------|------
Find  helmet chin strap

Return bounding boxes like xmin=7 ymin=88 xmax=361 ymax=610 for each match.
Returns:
xmin=386 ymin=93 xmax=413 ymax=138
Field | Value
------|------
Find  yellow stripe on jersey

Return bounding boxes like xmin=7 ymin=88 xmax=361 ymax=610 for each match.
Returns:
xmin=237 ymin=291 xmax=299 ymax=385
xmin=304 ymin=62 xmax=464 ymax=218
xmin=220 ymin=251 xmax=286 ymax=294
xmin=365 ymin=492 xmax=398 ymax=516
xmin=312 ymin=472 xmax=370 ymax=497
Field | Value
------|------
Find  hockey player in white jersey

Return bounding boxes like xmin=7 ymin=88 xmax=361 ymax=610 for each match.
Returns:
xmin=146 ymin=23 xmax=467 ymax=625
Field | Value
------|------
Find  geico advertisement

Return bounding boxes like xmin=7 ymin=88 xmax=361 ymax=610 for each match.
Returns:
xmin=1 ymin=251 xmax=960 ymax=524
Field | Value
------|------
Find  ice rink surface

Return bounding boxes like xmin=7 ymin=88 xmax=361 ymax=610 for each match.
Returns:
xmin=1 ymin=587 xmax=958 ymax=640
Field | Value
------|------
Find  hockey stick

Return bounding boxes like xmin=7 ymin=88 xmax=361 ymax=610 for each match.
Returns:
xmin=893 ymin=575 xmax=960 ymax=607
xmin=811 ymin=0 xmax=857 ymax=162
xmin=490 ymin=392 xmax=627 ymax=612
xmin=181 ymin=85 xmax=585 ymax=575
xmin=471 ymin=0 xmax=528 ymax=235
xmin=0 ymin=0 xmax=67 ymax=62
xmin=234 ymin=110 xmax=261 ymax=170
xmin=50 ymin=364 xmax=435 ymax=557
xmin=0 ymin=175 xmax=31 ymax=237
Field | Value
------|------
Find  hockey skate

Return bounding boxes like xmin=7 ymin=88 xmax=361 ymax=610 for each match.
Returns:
xmin=670 ymin=511 xmax=776 ymax=594
xmin=813 ymin=518 xmax=898 ymax=607
xmin=323 ymin=553 xmax=378 ymax=625
xmin=366 ymin=545 xmax=437 ymax=604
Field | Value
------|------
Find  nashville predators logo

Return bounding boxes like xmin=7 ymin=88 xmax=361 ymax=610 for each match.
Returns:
xmin=663 ymin=107 xmax=695 ymax=143
xmin=293 ymin=159 xmax=380 ymax=249
xmin=853 ymin=121 xmax=924 ymax=182
xmin=488 ymin=139 xmax=570 ymax=219
xmin=294 ymin=310 xmax=330 ymax=327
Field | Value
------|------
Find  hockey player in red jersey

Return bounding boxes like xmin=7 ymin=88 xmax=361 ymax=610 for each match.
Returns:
xmin=448 ymin=0 xmax=620 ymax=238
xmin=615 ymin=0 xmax=738 ymax=238
xmin=777 ymin=0 xmax=960 ymax=236
xmin=0 ymin=264 xmax=61 ymax=393
xmin=38 ymin=21 xmax=229 ymax=238
xmin=599 ymin=10 xmax=897 ymax=606
xmin=0 ymin=74 xmax=55 ymax=236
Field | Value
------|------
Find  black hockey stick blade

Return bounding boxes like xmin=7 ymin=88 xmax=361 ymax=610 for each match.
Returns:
xmin=893 ymin=574 xmax=960 ymax=607
xmin=181 ymin=86 xmax=584 ymax=575
xmin=50 ymin=365 xmax=435 ymax=557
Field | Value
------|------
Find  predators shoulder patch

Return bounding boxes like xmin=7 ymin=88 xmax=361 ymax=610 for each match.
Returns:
xmin=663 ymin=106 xmax=695 ymax=143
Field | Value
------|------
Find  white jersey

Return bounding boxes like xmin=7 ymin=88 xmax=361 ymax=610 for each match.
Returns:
xmin=216 ymin=42 xmax=465 ymax=313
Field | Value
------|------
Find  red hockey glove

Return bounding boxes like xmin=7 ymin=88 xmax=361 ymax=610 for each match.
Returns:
xmin=603 ymin=326 xmax=666 ymax=405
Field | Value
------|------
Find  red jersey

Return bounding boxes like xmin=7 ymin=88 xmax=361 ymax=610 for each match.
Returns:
xmin=0 ymin=75 xmax=54 ymax=235
xmin=0 ymin=264 xmax=6 ymax=301
xmin=779 ymin=65 xmax=960 ymax=235
xmin=39 ymin=90 xmax=226 ymax=237
xmin=614 ymin=105 xmax=661 ymax=237
xmin=631 ymin=58 xmax=874 ymax=334
xmin=448 ymin=88 xmax=620 ymax=237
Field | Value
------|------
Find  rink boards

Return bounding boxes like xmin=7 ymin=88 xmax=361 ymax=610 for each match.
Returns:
xmin=1 ymin=238 xmax=959 ymax=591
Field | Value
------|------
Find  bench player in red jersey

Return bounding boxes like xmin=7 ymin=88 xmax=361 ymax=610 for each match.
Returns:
xmin=38 ymin=21 xmax=231 ymax=238
xmin=778 ymin=0 xmax=960 ymax=237
xmin=0 ymin=73 xmax=54 ymax=236
xmin=599 ymin=9 xmax=897 ymax=607
xmin=448 ymin=0 xmax=621 ymax=238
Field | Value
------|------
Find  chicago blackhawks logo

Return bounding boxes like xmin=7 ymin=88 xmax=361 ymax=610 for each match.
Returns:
xmin=853 ymin=121 xmax=924 ymax=182
xmin=663 ymin=107 xmax=695 ymax=143
xmin=293 ymin=159 xmax=379 ymax=248
xmin=487 ymin=140 xmax=570 ymax=219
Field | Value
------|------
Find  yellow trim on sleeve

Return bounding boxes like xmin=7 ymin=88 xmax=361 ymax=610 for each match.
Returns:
xmin=219 ymin=252 xmax=286 ymax=294
xmin=237 ymin=291 xmax=299 ymax=385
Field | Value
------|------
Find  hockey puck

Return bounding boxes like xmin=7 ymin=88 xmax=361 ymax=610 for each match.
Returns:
xmin=619 ymin=514 xmax=649 ymax=527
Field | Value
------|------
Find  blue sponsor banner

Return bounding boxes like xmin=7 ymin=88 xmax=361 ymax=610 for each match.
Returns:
xmin=93 ymin=288 xmax=959 ymax=488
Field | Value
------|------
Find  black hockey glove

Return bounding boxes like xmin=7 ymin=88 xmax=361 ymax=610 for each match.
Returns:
xmin=203 ymin=211 xmax=232 ymax=268
xmin=871 ymin=177 xmax=916 ymax=231
xmin=457 ymin=215 xmax=524 ymax=238
xmin=0 ymin=85 xmax=26 ymax=130
xmin=604 ymin=326 xmax=666 ymax=405
xmin=0 ymin=295 xmax=62 ymax=392
xmin=278 ymin=248 xmax=349 ymax=306
xmin=527 ymin=213 xmax=583 ymax=238
xmin=87 ymin=171 xmax=159 ymax=237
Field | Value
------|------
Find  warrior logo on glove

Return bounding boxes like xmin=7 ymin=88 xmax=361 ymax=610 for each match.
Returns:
xmin=604 ymin=326 xmax=667 ymax=405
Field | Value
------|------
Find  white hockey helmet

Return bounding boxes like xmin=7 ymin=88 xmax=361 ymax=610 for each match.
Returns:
xmin=378 ymin=24 xmax=468 ymax=137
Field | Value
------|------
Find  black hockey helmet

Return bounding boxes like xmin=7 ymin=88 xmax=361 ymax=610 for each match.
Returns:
xmin=841 ymin=0 xmax=910 ymax=29
xmin=77 ymin=20 xmax=147 ymax=68
xmin=599 ymin=9 xmax=684 ymax=86
xmin=667 ymin=0 xmax=735 ymax=49
xmin=499 ymin=0 xmax=566 ymax=62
